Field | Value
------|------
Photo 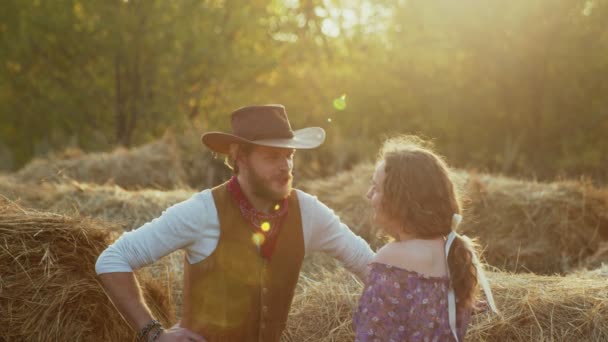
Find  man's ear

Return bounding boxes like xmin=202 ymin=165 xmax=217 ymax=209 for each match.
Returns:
xmin=230 ymin=144 xmax=247 ymax=171
xmin=235 ymin=154 xmax=246 ymax=171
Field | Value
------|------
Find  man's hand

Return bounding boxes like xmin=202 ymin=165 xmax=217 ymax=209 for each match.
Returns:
xmin=157 ymin=323 xmax=206 ymax=342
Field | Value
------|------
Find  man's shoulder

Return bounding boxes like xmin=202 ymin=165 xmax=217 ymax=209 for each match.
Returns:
xmin=184 ymin=188 xmax=214 ymax=203
xmin=293 ymin=188 xmax=324 ymax=208
xmin=166 ymin=188 xmax=215 ymax=215
xmin=293 ymin=188 xmax=339 ymax=222
xmin=191 ymin=188 xmax=214 ymax=201
xmin=293 ymin=188 xmax=315 ymax=200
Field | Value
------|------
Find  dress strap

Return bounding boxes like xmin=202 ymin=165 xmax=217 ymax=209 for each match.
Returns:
xmin=445 ymin=214 xmax=498 ymax=342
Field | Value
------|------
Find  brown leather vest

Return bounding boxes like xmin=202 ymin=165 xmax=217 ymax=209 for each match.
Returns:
xmin=181 ymin=182 xmax=304 ymax=342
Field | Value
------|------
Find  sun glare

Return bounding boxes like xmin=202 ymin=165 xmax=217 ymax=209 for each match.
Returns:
xmin=252 ymin=232 xmax=265 ymax=247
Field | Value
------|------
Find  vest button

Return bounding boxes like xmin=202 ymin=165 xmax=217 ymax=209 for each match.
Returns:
xmin=262 ymin=287 xmax=268 ymax=295
xmin=262 ymin=306 xmax=268 ymax=313
xmin=261 ymin=322 xmax=266 ymax=329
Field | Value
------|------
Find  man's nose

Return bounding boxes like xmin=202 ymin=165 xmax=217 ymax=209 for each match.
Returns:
xmin=280 ymin=157 xmax=293 ymax=171
xmin=366 ymin=188 xmax=372 ymax=200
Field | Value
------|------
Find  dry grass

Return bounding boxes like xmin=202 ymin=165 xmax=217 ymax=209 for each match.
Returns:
xmin=10 ymin=126 xmax=342 ymax=192
xmin=2 ymin=175 xmax=604 ymax=340
xmin=147 ymin=250 xmax=187 ymax=320
xmin=0 ymin=175 xmax=192 ymax=230
xmin=95 ymin=248 xmax=608 ymax=342
xmin=7 ymin=142 xmax=608 ymax=341
xmin=580 ymin=242 xmax=608 ymax=270
xmin=15 ymin=134 xmax=188 ymax=190
xmin=282 ymin=255 xmax=608 ymax=342
xmin=6 ymin=159 xmax=608 ymax=275
xmin=0 ymin=200 xmax=175 ymax=341
xmin=467 ymin=270 xmax=608 ymax=341
xmin=282 ymin=256 xmax=362 ymax=342
xmin=301 ymin=164 xmax=608 ymax=274
xmin=13 ymin=129 xmax=232 ymax=191
xmin=169 ymin=127 xmax=233 ymax=189
xmin=463 ymin=173 xmax=608 ymax=274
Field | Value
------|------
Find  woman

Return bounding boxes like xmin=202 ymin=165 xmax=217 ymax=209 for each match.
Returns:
xmin=353 ymin=136 xmax=497 ymax=341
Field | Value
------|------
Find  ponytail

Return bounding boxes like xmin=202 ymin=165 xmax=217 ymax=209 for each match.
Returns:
xmin=447 ymin=234 xmax=480 ymax=309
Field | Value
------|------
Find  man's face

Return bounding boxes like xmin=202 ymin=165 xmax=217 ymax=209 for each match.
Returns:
xmin=240 ymin=145 xmax=295 ymax=201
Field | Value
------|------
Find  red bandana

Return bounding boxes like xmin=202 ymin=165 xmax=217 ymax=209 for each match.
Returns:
xmin=226 ymin=176 xmax=289 ymax=260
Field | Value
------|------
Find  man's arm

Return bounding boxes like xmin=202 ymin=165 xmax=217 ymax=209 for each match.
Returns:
xmin=98 ymin=272 xmax=156 ymax=331
xmin=98 ymin=272 xmax=207 ymax=341
xmin=298 ymin=191 xmax=375 ymax=281
xmin=95 ymin=192 xmax=217 ymax=341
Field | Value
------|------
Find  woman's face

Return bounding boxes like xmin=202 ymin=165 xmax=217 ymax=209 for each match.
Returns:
xmin=367 ymin=161 xmax=390 ymax=227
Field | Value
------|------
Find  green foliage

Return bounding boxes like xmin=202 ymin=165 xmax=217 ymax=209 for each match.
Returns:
xmin=0 ymin=0 xmax=607 ymax=182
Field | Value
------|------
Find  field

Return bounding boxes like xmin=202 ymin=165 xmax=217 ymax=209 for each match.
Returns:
xmin=2 ymin=139 xmax=608 ymax=341
xmin=4 ymin=1 xmax=608 ymax=340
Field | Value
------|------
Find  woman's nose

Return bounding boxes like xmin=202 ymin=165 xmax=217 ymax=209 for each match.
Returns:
xmin=366 ymin=188 xmax=372 ymax=200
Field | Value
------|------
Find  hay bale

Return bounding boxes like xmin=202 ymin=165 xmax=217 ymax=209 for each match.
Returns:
xmin=171 ymin=127 xmax=232 ymax=189
xmin=282 ymin=256 xmax=362 ymax=342
xmin=300 ymin=164 xmax=608 ymax=274
xmin=147 ymin=250 xmax=187 ymax=321
xmin=282 ymin=255 xmax=608 ymax=342
xmin=0 ymin=200 xmax=175 ymax=341
xmin=463 ymin=173 xmax=608 ymax=274
xmin=467 ymin=270 xmax=608 ymax=341
xmin=15 ymin=134 xmax=188 ymax=190
xmin=580 ymin=242 xmax=608 ymax=270
xmin=0 ymin=175 xmax=192 ymax=230
xmin=93 ymin=250 xmax=608 ymax=341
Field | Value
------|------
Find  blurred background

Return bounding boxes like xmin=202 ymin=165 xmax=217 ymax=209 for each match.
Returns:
xmin=1 ymin=0 xmax=607 ymax=183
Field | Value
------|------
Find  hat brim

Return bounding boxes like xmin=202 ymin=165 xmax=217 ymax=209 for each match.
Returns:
xmin=201 ymin=127 xmax=326 ymax=154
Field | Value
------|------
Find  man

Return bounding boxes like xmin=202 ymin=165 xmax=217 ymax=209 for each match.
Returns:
xmin=96 ymin=104 xmax=374 ymax=342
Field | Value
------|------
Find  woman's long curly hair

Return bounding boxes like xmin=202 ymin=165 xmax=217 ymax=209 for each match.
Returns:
xmin=378 ymin=135 xmax=479 ymax=309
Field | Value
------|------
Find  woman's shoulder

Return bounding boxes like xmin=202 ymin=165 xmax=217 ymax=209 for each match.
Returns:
xmin=372 ymin=240 xmax=447 ymax=278
xmin=373 ymin=241 xmax=432 ymax=265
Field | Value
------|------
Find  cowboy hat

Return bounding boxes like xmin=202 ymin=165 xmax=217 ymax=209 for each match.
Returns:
xmin=201 ymin=104 xmax=326 ymax=154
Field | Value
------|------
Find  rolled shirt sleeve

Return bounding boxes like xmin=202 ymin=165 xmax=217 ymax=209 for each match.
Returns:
xmin=95 ymin=190 xmax=219 ymax=274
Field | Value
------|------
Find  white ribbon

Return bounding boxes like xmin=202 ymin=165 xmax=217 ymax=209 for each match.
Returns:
xmin=445 ymin=214 xmax=498 ymax=342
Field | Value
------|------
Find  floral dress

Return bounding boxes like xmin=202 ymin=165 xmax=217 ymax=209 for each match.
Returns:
xmin=353 ymin=262 xmax=472 ymax=342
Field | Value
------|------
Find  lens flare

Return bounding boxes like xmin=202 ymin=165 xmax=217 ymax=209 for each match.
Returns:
xmin=252 ymin=232 xmax=265 ymax=246
xmin=261 ymin=222 xmax=271 ymax=232
xmin=583 ymin=0 xmax=595 ymax=16
xmin=333 ymin=94 xmax=347 ymax=111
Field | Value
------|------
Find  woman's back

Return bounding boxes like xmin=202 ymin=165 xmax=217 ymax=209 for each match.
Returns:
xmin=374 ymin=239 xmax=449 ymax=277
xmin=353 ymin=242 xmax=472 ymax=341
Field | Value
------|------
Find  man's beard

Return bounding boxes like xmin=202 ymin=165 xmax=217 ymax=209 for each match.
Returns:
xmin=246 ymin=165 xmax=293 ymax=202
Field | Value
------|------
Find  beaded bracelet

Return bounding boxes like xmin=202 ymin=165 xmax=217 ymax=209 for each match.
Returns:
xmin=148 ymin=326 xmax=164 ymax=342
xmin=136 ymin=319 xmax=162 ymax=342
